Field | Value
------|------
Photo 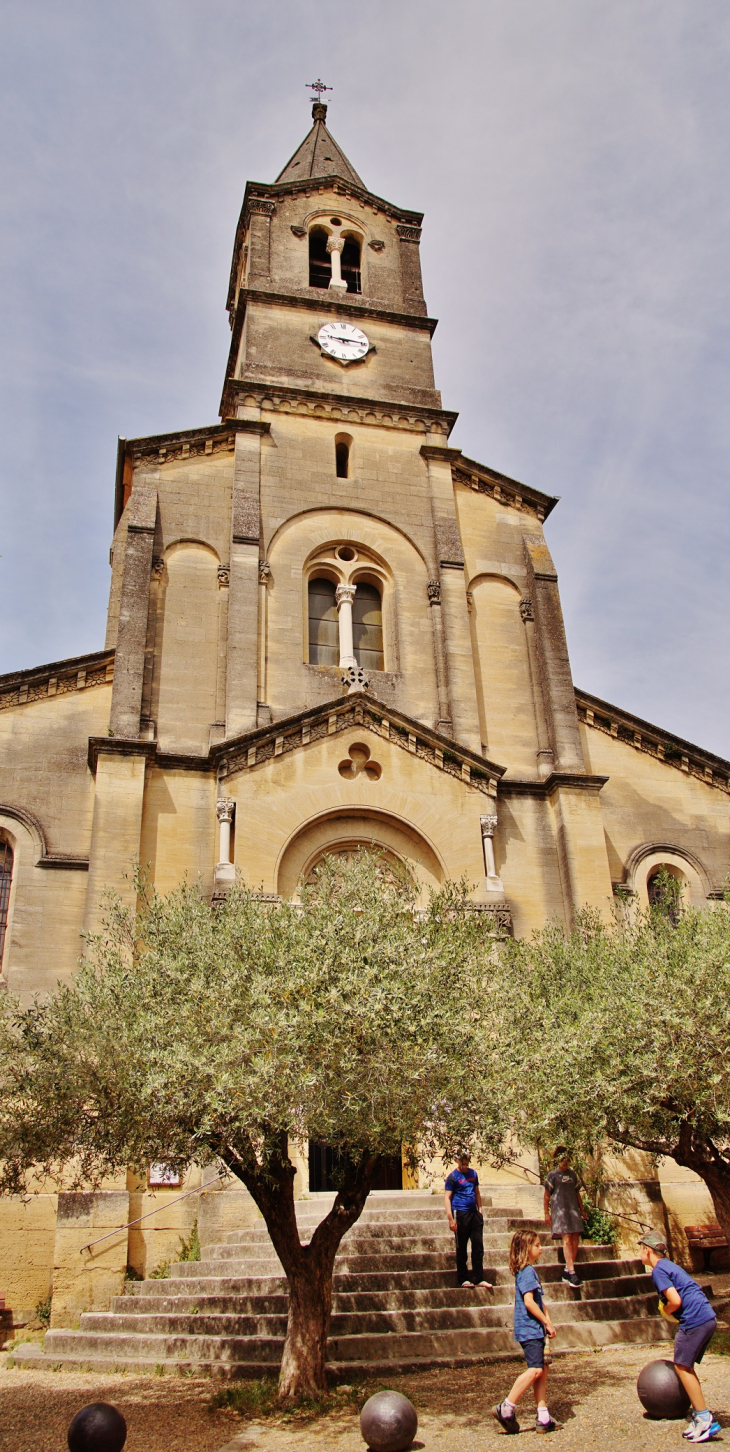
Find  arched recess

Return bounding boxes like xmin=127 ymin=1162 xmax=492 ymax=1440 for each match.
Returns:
xmin=276 ymin=807 xmax=445 ymax=905
xmin=154 ymin=542 xmax=221 ymax=754
xmin=468 ymin=574 xmax=539 ymax=774
xmin=625 ymin=843 xmax=711 ymax=908
xmin=265 ymin=509 xmax=438 ymax=723
xmin=0 ymin=808 xmax=42 ymax=983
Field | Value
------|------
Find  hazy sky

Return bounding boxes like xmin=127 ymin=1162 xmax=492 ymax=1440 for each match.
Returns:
xmin=2 ymin=1 xmax=729 ymax=754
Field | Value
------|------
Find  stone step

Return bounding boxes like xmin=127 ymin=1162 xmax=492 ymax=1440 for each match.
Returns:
xmin=78 ymin=1290 xmax=660 ymax=1341
xmin=215 ymin=1220 xmax=539 ymax=1249
xmin=207 ymin=1232 xmax=541 ymax=1260
xmin=176 ymin=1243 xmax=616 ymax=1279
xmin=36 ymin=1314 xmax=672 ymax=1377
xmin=110 ymin=1271 xmax=651 ymax=1321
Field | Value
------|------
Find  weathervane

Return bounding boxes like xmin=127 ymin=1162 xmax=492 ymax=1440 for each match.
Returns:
xmin=307 ymin=78 xmax=332 ymax=105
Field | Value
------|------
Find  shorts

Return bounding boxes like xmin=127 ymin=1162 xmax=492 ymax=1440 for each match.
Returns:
xmin=520 ymin=1338 xmax=545 ymax=1369
xmin=674 ymin=1318 xmax=717 ymax=1369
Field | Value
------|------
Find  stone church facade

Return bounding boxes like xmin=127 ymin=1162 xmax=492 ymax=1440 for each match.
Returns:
xmin=1 ymin=103 xmax=727 ymax=1321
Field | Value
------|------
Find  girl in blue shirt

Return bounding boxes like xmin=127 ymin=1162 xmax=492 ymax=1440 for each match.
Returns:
xmin=492 ymin=1229 xmax=557 ymax=1434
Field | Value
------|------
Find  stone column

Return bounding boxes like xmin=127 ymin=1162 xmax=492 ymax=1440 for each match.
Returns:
xmin=327 ymin=237 xmax=347 ymax=292
xmin=523 ymin=532 xmax=584 ymax=773
xmin=427 ymin=580 xmax=452 ymax=733
xmin=519 ymin=597 xmax=554 ymax=779
xmin=215 ymin=798 xmax=235 ymax=887
xmin=336 ymin=584 xmax=357 ymax=668
xmin=226 ymin=426 xmax=269 ymax=738
xmin=257 ymin=561 xmax=271 ymax=711
xmin=479 ymin=812 xmax=505 ymax=894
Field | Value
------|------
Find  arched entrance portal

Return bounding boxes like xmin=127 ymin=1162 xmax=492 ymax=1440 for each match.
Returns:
xmin=275 ymin=806 xmax=444 ymax=903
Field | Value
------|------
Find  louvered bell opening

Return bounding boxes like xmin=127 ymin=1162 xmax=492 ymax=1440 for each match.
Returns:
xmin=308 ymin=578 xmax=339 ymax=665
xmin=352 ymin=583 xmax=383 ymax=671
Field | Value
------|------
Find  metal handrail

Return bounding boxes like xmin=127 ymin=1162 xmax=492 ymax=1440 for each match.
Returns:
xmin=79 ymin=1170 xmax=233 ymax=1254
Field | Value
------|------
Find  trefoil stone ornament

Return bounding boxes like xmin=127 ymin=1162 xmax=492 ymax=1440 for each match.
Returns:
xmin=341 ymin=665 xmax=371 ymax=696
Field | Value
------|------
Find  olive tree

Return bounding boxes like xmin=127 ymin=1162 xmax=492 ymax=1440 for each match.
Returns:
xmin=497 ymin=884 xmax=730 ymax=1242
xmin=0 ymin=851 xmax=505 ymax=1402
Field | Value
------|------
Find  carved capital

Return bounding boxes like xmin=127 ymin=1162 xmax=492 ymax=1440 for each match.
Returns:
xmin=335 ymin=583 xmax=356 ymax=609
xmin=326 ymin=236 xmax=344 ymax=254
xmin=519 ymin=597 xmax=534 ymax=622
xmin=249 ymin=198 xmax=275 ymax=217
xmin=152 ymin=556 xmax=165 ymax=578
xmin=216 ymin=798 xmax=235 ymax=824
xmin=396 ymin=224 xmax=422 ymax=242
xmin=480 ymin=813 xmax=498 ymax=839
xmin=258 ymin=560 xmax=271 ymax=585
xmin=427 ymin=579 xmax=441 ymax=604
xmin=341 ymin=664 xmax=371 ymax=696
xmin=217 ymin=565 xmax=230 ymax=588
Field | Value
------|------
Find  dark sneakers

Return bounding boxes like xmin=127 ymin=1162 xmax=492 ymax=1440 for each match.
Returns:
xmin=562 ymin=1269 xmax=580 ymax=1287
xmin=535 ymin=1416 xmax=557 ymax=1433
xmin=492 ymin=1404 xmax=520 ymax=1434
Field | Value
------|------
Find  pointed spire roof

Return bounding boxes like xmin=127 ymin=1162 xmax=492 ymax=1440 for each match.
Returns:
xmin=275 ymin=103 xmax=365 ymax=188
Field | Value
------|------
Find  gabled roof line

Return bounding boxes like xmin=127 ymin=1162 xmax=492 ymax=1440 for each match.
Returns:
xmin=275 ymin=105 xmax=365 ymax=188
xmin=575 ymin=687 xmax=730 ymax=793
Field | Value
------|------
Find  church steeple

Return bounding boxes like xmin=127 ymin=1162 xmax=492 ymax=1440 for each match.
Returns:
xmin=275 ymin=101 xmax=365 ymax=188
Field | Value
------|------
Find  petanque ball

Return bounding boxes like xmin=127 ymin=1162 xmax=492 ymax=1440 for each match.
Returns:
xmin=67 ymin=1402 xmax=127 ymax=1452
xmin=360 ymin=1390 xmax=418 ymax=1452
xmin=636 ymin=1360 xmax=691 ymax=1420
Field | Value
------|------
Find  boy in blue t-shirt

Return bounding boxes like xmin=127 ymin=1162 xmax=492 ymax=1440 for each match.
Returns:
xmin=639 ymin=1230 xmax=719 ymax=1442
xmin=444 ymin=1152 xmax=493 ymax=1288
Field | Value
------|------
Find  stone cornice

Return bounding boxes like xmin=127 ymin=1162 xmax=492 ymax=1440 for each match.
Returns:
xmin=498 ymin=772 xmax=609 ymax=799
xmin=453 ymin=453 xmax=559 ymax=523
xmin=92 ymin=699 xmax=505 ymax=794
xmin=125 ymin=419 xmax=270 ymax=469
xmin=227 ymin=180 xmax=424 ymax=312
xmin=223 ymin=380 xmax=458 ymax=439
xmin=87 ymin=736 xmax=158 ymax=776
xmin=0 ymin=650 xmax=114 ymax=713
xmin=575 ymin=688 xmax=730 ymax=795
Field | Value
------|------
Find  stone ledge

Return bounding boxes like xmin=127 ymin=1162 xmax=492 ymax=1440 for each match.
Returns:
xmin=0 ymin=650 xmax=113 ymax=713
xmin=576 ymin=688 xmax=730 ymax=795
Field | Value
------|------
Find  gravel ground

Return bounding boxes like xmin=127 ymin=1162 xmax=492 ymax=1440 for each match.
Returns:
xmin=0 ymin=1345 xmax=728 ymax=1452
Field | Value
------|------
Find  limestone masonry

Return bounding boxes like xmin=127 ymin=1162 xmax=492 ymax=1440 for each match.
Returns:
xmin=0 ymin=101 xmax=725 ymax=1326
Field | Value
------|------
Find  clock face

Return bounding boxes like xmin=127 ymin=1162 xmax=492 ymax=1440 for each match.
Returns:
xmin=318 ymin=322 xmax=370 ymax=364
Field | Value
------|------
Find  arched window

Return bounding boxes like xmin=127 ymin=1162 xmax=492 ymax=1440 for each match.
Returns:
xmin=341 ymin=235 xmax=362 ymax=294
xmin=647 ymin=866 xmax=684 ymax=925
xmin=353 ymin=583 xmax=383 ymax=671
xmin=308 ymin=578 xmax=339 ymax=665
xmin=308 ymin=228 xmax=331 ymax=289
xmin=335 ymin=433 xmax=351 ymax=478
xmin=0 ymin=839 xmax=13 ymax=967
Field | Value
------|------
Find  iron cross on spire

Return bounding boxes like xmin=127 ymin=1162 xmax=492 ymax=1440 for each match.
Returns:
xmin=307 ymin=78 xmax=332 ymax=104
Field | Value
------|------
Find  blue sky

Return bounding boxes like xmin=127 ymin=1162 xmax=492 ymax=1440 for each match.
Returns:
xmin=1 ymin=1 xmax=729 ymax=753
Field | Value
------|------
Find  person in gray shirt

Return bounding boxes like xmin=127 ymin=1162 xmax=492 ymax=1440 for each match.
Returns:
xmin=543 ymin=1147 xmax=587 ymax=1287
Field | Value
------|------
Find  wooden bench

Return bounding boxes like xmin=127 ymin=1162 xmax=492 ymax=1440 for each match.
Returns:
xmin=685 ymin=1223 xmax=729 ymax=1272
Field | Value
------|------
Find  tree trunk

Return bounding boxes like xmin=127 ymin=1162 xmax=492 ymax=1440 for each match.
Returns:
xmin=214 ymin=1133 xmax=380 ymax=1403
xmin=670 ymin=1122 xmax=730 ymax=1248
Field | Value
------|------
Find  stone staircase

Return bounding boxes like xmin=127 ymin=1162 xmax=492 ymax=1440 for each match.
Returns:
xmin=29 ymin=1191 xmax=671 ymax=1376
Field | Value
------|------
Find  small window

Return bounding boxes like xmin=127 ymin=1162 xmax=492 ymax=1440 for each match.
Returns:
xmin=335 ymin=433 xmax=352 ymax=478
xmin=309 ymin=228 xmax=331 ymax=289
xmin=0 ymin=839 xmax=13 ymax=967
xmin=341 ymin=235 xmax=362 ymax=294
xmin=308 ymin=578 xmax=339 ymax=665
xmin=352 ymin=583 xmax=383 ymax=671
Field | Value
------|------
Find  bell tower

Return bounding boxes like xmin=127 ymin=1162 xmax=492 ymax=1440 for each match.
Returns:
xmin=220 ymin=99 xmax=442 ymax=417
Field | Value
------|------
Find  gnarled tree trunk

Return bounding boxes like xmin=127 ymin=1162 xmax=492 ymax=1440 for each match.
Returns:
xmin=216 ymin=1133 xmax=380 ymax=1402
xmin=670 ymin=1122 xmax=730 ymax=1249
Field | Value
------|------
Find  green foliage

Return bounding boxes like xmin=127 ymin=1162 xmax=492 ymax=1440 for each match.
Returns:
xmin=495 ymin=896 xmax=730 ymax=1238
xmin=0 ymin=851 xmax=506 ymax=1194
xmin=34 ymin=1294 xmax=52 ymax=1328
xmin=148 ymin=1260 xmax=170 ymax=1280
xmin=582 ymin=1205 xmax=618 ymax=1247
xmin=124 ymin=1264 xmax=143 ymax=1282
xmin=178 ymin=1219 xmax=200 ymax=1262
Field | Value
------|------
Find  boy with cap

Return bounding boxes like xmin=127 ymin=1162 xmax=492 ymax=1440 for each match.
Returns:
xmin=639 ymin=1229 xmax=719 ymax=1442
